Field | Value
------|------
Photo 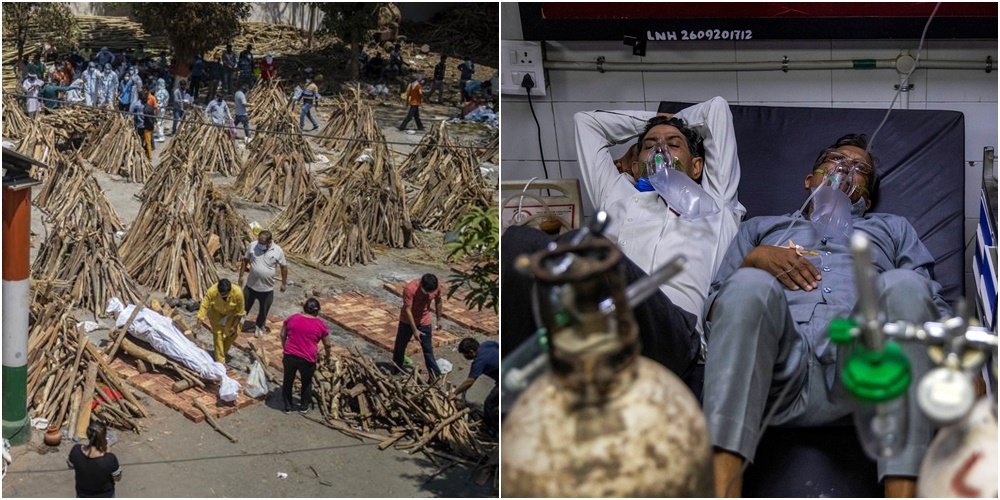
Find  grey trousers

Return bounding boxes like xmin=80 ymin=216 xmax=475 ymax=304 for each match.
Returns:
xmin=703 ymin=268 xmax=937 ymax=480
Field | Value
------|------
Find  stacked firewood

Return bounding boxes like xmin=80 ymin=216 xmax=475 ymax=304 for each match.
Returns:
xmin=27 ymin=296 xmax=149 ymax=435
xmin=82 ymin=112 xmax=152 ymax=183
xmin=251 ymin=103 xmax=316 ymax=162
xmin=2 ymin=92 xmax=30 ymax=139
xmin=159 ymin=113 xmax=242 ymax=176
xmin=119 ymin=201 xmax=219 ymax=301
xmin=39 ymin=105 xmax=105 ymax=145
xmin=272 ymin=188 xmax=375 ymax=266
xmin=316 ymin=94 xmax=415 ymax=249
xmin=311 ymin=350 xmax=491 ymax=463
xmin=199 ymin=186 xmax=252 ymax=269
xmin=15 ymin=119 xmax=61 ymax=172
xmin=73 ymin=15 xmax=170 ymax=53
xmin=136 ymin=155 xmax=208 ymax=207
xmin=479 ymin=133 xmax=498 ymax=165
xmin=246 ymin=78 xmax=295 ymax=122
xmin=32 ymin=223 xmax=142 ymax=319
xmin=233 ymin=111 xmax=316 ymax=206
xmin=315 ymin=95 xmax=355 ymax=154
xmin=223 ymin=22 xmax=317 ymax=58
xmin=399 ymin=121 xmax=494 ymax=231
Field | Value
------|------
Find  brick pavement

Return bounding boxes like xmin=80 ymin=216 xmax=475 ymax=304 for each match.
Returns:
xmin=315 ymin=292 xmax=458 ymax=356
xmin=109 ymin=356 xmax=255 ymax=423
xmin=383 ymin=280 xmax=498 ymax=336
xmin=232 ymin=315 xmax=349 ymax=374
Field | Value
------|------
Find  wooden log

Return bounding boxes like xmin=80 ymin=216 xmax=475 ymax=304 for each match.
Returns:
xmin=74 ymin=363 xmax=100 ymax=440
xmin=105 ymin=304 xmax=143 ymax=360
xmin=193 ymin=399 xmax=238 ymax=443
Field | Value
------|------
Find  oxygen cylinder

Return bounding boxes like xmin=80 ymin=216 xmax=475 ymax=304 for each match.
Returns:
xmin=501 ymin=239 xmax=713 ymax=497
xmin=917 ymin=397 xmax=998 ymax=498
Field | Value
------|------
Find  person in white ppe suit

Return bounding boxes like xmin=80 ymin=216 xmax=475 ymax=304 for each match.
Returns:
xmin=154 ymin=78 xmax=170 ymax=141
xmin=100 ymin=63 xmax=118 ymax=108
xmin=82 ymin=62 xmax=102 ymax=107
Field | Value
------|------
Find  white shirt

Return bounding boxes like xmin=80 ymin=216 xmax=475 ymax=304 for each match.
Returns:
xmin=21 ymin=78 xmax=43 ymax=113
xmin=244 ymin=242 xmax=287 ymax=293
xmin=574 ymin=97 xmax=745 ymax=345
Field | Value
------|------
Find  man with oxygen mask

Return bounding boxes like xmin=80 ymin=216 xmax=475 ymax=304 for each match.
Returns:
xmin=702 ymin=134 xmax=950 ymax=497
xmin=501 ymin=96 xmax=745 ymax=387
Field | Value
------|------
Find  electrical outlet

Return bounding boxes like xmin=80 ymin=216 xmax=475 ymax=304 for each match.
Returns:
xmin=501 ymin=40 xmax=546 ymax=96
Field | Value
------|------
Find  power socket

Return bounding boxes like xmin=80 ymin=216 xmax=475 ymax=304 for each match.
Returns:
xmin=501 ymin=40 xmax=546 ymax=96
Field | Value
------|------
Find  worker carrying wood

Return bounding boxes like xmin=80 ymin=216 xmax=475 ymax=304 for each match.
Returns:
xmin=198 ymin=279 xmax=245 ymax=365
xmin=238 ymin=230 xmax=288 ymax=337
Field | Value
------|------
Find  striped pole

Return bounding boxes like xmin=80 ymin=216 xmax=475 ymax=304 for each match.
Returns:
xmin=3 ymin=187 xmax=32 ymax=445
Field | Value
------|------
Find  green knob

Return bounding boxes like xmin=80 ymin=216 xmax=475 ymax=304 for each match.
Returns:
xmin=841 ymin=340 xmax=912 ymax=403
xmin=828 ymin=317 xmax=858 ymax=345
xmin=536 ymin=327 xmax=549 ymax=351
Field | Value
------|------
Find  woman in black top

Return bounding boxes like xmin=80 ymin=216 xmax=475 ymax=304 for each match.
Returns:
xmin=67 ymin=422 xmax=122 ymax=498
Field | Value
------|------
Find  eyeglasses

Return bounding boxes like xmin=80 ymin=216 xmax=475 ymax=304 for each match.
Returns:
xmin=822 ymin=150 xmax=874 ymax=177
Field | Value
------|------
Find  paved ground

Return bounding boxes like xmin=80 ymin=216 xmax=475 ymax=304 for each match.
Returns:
xmin=6 ymin=96 xmax=498 ymax=497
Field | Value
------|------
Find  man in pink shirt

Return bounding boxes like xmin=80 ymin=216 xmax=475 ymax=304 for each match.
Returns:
xmin=392 ymin=274 xmax=443 ymax=380
xmin=280 ymin=298 xmax=333 ymax=414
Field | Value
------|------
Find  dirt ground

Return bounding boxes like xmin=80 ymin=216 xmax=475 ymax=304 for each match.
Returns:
xmin=3 ymin=97 xmax=498 ymax=497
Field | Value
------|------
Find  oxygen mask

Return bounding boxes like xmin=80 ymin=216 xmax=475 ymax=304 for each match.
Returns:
xmin=644 ymin=142 xmax=719 ymax=219
xmin=808 ymin=151 xmax=872 ymax=240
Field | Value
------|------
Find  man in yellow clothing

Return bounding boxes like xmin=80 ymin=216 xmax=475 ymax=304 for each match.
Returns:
xmin=198 ymin=279 xmax=245 ymax=364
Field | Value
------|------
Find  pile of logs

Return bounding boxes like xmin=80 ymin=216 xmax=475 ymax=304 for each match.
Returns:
xmin=74 ymin=15 xmax=170 ymax=53
xmin=40 ymin=104 xmax=106 ymax=145
xmin=311 ymin=350 xmax=490 ymax=463
xmin=15 ymin=120 xmax=61 ymax=172
xmin=33 ymin=223 xmax=142 ymax=319
xmin=233 ymin=112 xmax=316 ymax=206
xmin=250 ymin=101 xmax=316 ymax=161
xmin=224 ymin=23 xmax=316 ymax=58
xmin=119 ymin=201 xmax=219 ymax=301
xmin=34 ymin=154 xmax=125 ymax=234
xmin=400 ymin=3 xmax=499 ymax=69
xmin=246 ymin=78 xmax=295 ymax=122
xmin=198 ymin=186 xmax=252 ymax=269
xmin=316 ymin=93 xmax=415 ymax=249
xmin=399 ymin=121 xmax=494 ymax=231
xmin=233 ymin=143 xmax=315 ymax=206
xmin=2 ymin=92 xmax=30 ymax=139
xmin=82 ymin=112 xmax=152 ymax=183
xmin=272 ymin=188 xmax=375 ymax=266
xmin=160 ymin=113 xmax=242 ymax=176
xmin=479 ymin=133 xmax=498 ymax=165
xmin=136 ymin=155 xmax=208 ymax=209
xmin=27 ymin=297 xmax=149 ymax=435
xmin=315 ymin=95 xmax=355 ymax=154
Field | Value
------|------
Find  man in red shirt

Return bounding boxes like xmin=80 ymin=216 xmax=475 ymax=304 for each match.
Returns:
xmin=392 ymin=273 xmax=443 ymax=380
xmin=259 ymin=53 xmax=277 ymax=81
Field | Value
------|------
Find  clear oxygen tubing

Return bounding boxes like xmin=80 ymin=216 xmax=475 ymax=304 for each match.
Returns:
xmin=768 ymin=2 xmax=941 ymax=259
xmin=513 ymin=177 xmax=540 ymax=224
xmin=729 ymin=5 xmax=943 ymax=486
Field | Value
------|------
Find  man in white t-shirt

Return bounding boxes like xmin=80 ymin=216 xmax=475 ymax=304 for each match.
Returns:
xmin=502 ymin=97 xmax=744 ymax=386
xmin=238 ymin=230 xmax=288 ymax=337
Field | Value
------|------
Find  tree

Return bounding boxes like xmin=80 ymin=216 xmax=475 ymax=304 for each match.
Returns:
xmin=316 ymin=3 xmax=383 ymax=81
xmin=2 ymin=3 xmax=79 ymax=68
xmin=129 ymin=3 xmax=251 ymax=63
xmin=445 ymin=206 xmax=499 ymax=313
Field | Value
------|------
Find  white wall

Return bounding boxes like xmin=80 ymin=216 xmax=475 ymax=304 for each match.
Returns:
xmin=500 ymin=3 xmax=998 ymax=300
